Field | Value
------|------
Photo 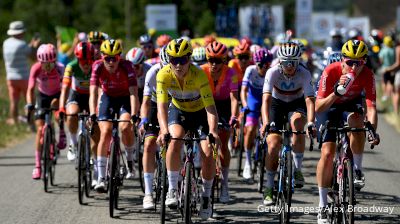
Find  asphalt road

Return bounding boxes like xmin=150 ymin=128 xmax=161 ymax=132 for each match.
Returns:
xmin=0 ymin=116 xmax=399 ymax=224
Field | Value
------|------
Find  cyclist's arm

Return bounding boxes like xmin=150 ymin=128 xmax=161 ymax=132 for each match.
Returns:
xmin=315 ymin=71 xmax=340 ymax=113
xmin=59 ymin=66 xmax=73 ymax=110
xmin=129 ymin=86 xmax=140 ymax=116
xmin=366 ymin=106 xmax=378 ymax=130
xmin=230 ymin=90 xmax=239 ymax=118
xmin=140 ymin=96 xmax=151 ymax=120
xmin=205 ymin=105 xmax=219 ymax=134
xmin=365 ymin=72 xmax=378 ymax=130
xmin=240 ymin=85 xmax=249 ymax=108
xmin=89 ymin=85 xmax=98 ymax=116
xmin=156 ymin=72 xmax=169 ymax=134
xmin=305 ymin=97 xmax=315 ymax=123
xmin=261 ymin=92 xmax=272 ymax=125
xmin=27 ymin=65 xmax=38 ymax=105
xmin=315 ymin=93 xmax=339 ymax=113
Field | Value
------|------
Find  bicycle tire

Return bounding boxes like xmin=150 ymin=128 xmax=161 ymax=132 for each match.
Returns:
xmin=258 ymin=142 xmax=266 ymax=193
xmin=237 ymin=115 xmax=245 ymax=176
xmin=342 ymin=159 xmax=355 ymax=224
xmin=85 ymin=135 xmax=92 ymax=198
xmin=280 ymin=150 xmax=292 ymax=224
xmin=109 ymin=141 xmax=118 ymax=218
xmin=154 ymin=154 xmax=162 ymax=209
xmin=77 ymin=134 xmax=86 ymax=205
xmin=42 ymin=127 xmax=51 ymax=193
xmin=160 ymin=152 xmax=167 ymax=224
xmin=184 ymin=162 xmax=193 ymax=223
xmin=137 ymin=136 xmax=144 ymax=193
xmin=50 ymin=142 xmax=56 ymax=186
xmin=328 ymin=160 xmax=341 ymax=224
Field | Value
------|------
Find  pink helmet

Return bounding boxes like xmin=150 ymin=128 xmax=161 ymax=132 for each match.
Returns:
xmin=253 ymin=48 xmax=273 ymax=64
xmin=37 ymin=44 xmax=57 ymax=62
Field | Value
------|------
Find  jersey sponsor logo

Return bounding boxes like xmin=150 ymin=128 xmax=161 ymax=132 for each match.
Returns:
xmin=280 ymin=82 xmax=295 ymax=90
xmin=321 ymin=73 xmax=327 ymax=92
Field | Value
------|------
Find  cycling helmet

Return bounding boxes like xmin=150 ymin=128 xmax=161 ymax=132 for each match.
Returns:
xmin=204 ymin=35 xmax=216 ymax=46
xmin=88 ymin=31 xmax=105 ymax=43
xmin=139 ymin=34 xmax=153 ymax=45
xmin=192 ymin=47 xmax=206 ymax=62
xmin=253 ymin=48 xmax=273 ymax=64
xmin=74 ymin=41 xmax=95 ymax=61
xmin=206 ymin=41 xmax=227 ymax=58
xmin=166 ymin=38 xmax=192 ymax=57
xmin=250 ymin=44 xmax=261 ymax=54
xmin=100 ymin=39 xmax=122 ymax=56
xmin=156 ymin=34 xmax=172 ymax=47
xmin=292 ymin=39 xmax=306 ymax=54
xmin=341 ymin=40 xmax=368 ymax=59
xmin=159 ymin=46 xmax=170 ymax=66
xmin=277 ymin=42 xmax=301 ymax=60
xmin=126 ymin=47 xmax=145 ymax=65
xmin=233 ymin=41 xmax=250 ymax=56
xmin=327 ymin=52 xmax=342 ymax=65
xmin=37 ymin=44 xmax=57 ymax=62
xmin=383 ymin=36 xmax=394 ymax=48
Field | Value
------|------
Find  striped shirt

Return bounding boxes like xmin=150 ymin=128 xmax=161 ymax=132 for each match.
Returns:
xmin=2 ymin=37 xmax=32 ymax=80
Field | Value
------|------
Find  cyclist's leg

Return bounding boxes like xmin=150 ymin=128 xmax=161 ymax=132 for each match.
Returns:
xmin=117 ymin=96 xmax=135 ymax=177
xmin=347 ymin=111 xmax=366 ymax=187
xmin=66 ymin=102 xmax=80 ymax=160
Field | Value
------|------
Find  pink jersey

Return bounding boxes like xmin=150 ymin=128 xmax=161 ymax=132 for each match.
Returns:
xmin=90 ymin=59 xmax=138 ymax=97
xmin=201 ymin=64 xmax=238 ymax=100
xmin=28 ymin=62 xmax=64 ymax=96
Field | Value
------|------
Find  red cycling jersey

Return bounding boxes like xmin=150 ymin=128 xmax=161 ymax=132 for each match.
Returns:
xmin=90 ymin=59 xmax=137 ymax=97
xmin=317 ymin=62 xmax=376 ymax=107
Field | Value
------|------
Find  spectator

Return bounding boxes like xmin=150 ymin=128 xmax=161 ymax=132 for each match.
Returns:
xmin=2 ymin=21 xmax=40 ymax=125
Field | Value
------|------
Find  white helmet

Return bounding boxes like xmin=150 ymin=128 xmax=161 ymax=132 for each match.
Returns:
xmin=277 ymin=42 xmax=301 ymax=60
xmin=126 ymin=47 xmax=145 ymax=65
xmin=192 ymin=47 xmax=206 ymax=62
xmin=159 ymin=46 xmax=169 ymax=66
xmin=250 ymin=44 xmax=261 ymax=54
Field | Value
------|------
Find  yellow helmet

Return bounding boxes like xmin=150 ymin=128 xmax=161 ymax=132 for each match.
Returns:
xmin=383 ymin=36 xmax=394 ymax=48
xmin=341 ymin=40 xmax=368 ymax=59
xmin=100 ymin=39 xmax=122 ymax=56
xmin=166 ymin=38 xmax=192 ymax=57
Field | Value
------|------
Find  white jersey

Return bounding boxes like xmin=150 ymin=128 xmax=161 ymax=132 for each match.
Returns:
xmin=143 ymin=63 xmax=162 ymax=103
xmin=263 ymin=63 xmax=315 ymax=102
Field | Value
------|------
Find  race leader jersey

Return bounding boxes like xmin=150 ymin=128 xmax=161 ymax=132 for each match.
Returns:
xmin=317 ymin=62 xmax=376 ymax=107
xmin=201 ymin=64 xmax=238 ymax=100
xmin=63 ymin=59 xmax=91 ymax=94
xmin=156 ymin=63 xmax=215 ymax=112
xmin=263 ymin=64 xmax=315 ymax=102
xmin=28 ymin=62 xmax=64 ymax=96
xmin=90 ymin=59 xmax=137 ymax=97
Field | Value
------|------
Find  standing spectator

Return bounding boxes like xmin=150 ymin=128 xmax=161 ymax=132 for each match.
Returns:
xmin=2 ymin=21 xmax=40 ymax=125
xmin=378 ymin=36 xmax=395 ymax=104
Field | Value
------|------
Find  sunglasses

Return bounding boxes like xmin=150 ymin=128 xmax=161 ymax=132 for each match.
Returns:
xmin=103 ymin=55 xmax=120 ymax=63
xmin=141 ymin=44 xmax=153 ymax=49
xmin=257 ymin=62 xmax=270 ymax=69
xmin=280 ymin=60 xmax=299 ymax=68
xmin=133 ymin=64 xmax=142 ymax=69
xmin=344 ymin=59 xmax=365 ymax=67
xmin=238 ymin=54 xmax=250 ymax=60
xmin=170 ymin=56 xmax=189 ymax=65
xmin=208 ymin=57 xmax=223 ymax=64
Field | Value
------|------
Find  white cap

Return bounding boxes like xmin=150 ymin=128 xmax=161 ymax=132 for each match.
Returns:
xmin=7 ymin=21 xmax=26 ymax=36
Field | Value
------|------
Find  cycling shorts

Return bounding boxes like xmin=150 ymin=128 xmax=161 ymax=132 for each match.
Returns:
xmin=66 ymin=90 xmax=89 ymax=112
xmin=168 ymin=103 xmax=208 ymax=136
xmin=145 ymin=101 xmax=160 ymax=138
xmin=215 ymin=99 xmax=231 ymax=126
xmin=35 ymin=91 xmax=61 ymax=120
xmin=269 ymin=96 xmax=306 ymax=132
xmin=98 ymin=93 xmax=131 ymax=120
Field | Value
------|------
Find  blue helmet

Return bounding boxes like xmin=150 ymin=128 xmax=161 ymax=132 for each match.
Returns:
xmin=327 ymin=52 xmax=342 ymax=65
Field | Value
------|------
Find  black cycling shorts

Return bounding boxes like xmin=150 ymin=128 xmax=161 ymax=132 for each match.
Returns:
xmin=98 ymin=93 xmax=131 ymax=120
xmin=168 ymin=103 xmax=209 ymax=136
xmin=145 ymin=101 xmax=160 ymax=138
xmin=215 ymin=99 xmax=231 ymax=125
xmin=269 ymin=96 xmax=306 ymax=132
xmin=35 ymin=92 xmax=60 ymax=120
xmin=66 ymin=91 xmax=89 ymax=112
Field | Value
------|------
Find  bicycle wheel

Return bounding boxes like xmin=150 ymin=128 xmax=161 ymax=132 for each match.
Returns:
xmin=50 ymin=127 xmax=57 ymax=186
xmin=160 ymin=153 xmax=167 ymax=224
xmin=342 ymin=159 xmax=355 ymax=224
xmin=279 ymin=150 xmax=292 ymax=224
xmin=154 ymin=154 xmax=162 ymax=209
xmin=237 ymin=115 xmax=246 ymax=176
xmin=85 ymin=135 xmax=92 ymax=198
xmin=258 ymin=143 xmax=266 ymax=193
xmin=109 ymin=141 xmax=118 ymax=218
xmin=184 ymin=162 xmax=193 ymax=223
xmin=137 ymin=134 xmax=144 ymax=193
xmin=329 ymin=161 xmax=341 ymax=224
xmin=42 ymin=127 xmax=51 ymax=193
xmin=77 ymin=134 xmax=86 ymax=205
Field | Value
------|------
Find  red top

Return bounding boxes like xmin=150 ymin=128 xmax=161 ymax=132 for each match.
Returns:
xmin=90 ymin=59 xmax=137 ymax=97
xmin=317 ymin=62 xmax=376 ymax=107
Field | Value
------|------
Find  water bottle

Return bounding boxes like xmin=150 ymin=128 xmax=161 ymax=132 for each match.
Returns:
xmin=336 ymin=72 xmax=355 ymax=95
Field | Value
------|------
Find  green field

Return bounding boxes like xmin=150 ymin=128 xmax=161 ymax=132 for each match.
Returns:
xmin=0 ymin=59 xmax=32 ymax=148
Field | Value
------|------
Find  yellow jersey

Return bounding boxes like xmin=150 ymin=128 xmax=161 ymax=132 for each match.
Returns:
xmin=156 ymin=64 xmax=215 ymax=112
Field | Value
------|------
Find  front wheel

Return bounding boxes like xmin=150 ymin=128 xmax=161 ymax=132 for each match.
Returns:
xmin=109 ymin=141 xmax=119 ymax=218
xmin=279 ymin=150 xmax=292 ymax=224
xmin=160 ymin=153 xmax=167 ymax=224
xmin=342 ymin=160 xmax=355 ymax=224
xmin=258 ymin=142 xmax=266 ymax=193
xmin=42 ymin=127 xmax=52 ymax=193
xmin=237 ymin=115 xmax=246 ymax=176
xmin=77 ymin=135 xmax=86 ymax=205
xmin=184 ymin=162 xmax=193 ymax=224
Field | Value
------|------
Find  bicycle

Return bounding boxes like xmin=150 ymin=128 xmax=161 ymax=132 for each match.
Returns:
xmin=159 ymin=131 xmax=215 ymax=224
xmin=263 ymin=120 xmax=313 ymax=224
xmin=75 ymin=111 xmax=93 ymax=205
xmin=319 ymin=119 xmax=376 ymax=224
xmin=32 ymin=108 xmax=62 ymax=193
xmin=98 ymin=114 xmax=132 ymax=218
